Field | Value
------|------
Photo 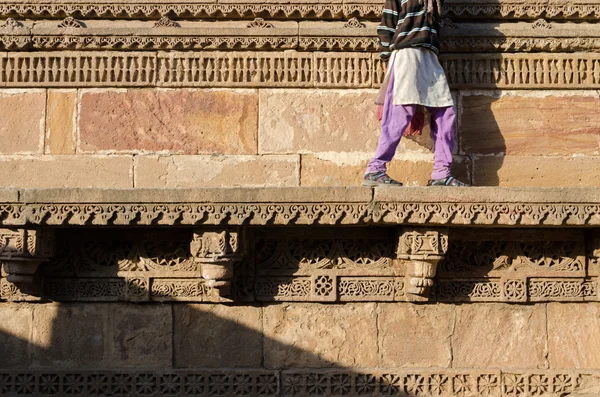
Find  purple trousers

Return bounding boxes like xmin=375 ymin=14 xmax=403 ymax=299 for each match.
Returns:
xmin=366 ymin=71 xmax=456 ymax=180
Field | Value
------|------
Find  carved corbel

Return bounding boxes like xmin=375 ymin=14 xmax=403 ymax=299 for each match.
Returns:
xmin=191 ymin=228 xmax=243 ymax=298
xmin=0 ymin=228 xmax=54 ymax=295
xmin=397 ymin=228 xmax=448 ymax=301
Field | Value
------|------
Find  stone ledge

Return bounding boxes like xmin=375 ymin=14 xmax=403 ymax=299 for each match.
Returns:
xmin=0 ymin=187 xmax=597 ymax=226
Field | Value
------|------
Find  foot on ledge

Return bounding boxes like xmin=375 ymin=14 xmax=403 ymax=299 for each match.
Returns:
xmin=362 ymin=171 xmax=403 ymax=187
xmin=427 ymin=176 xmax=470 ymax=187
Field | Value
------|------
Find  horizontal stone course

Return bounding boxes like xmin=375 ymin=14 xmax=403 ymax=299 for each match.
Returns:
xmin=135 ymin=155 xmax=299 ymax=188
xmin=473 ymin=156 xmax=600 ymax=187
xmin=0 ymin=156 xmax=133 ymax=188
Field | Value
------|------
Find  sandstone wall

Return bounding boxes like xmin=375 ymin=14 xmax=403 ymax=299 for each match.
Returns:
xmin=3 ymin=86 xmax=599 ymax=188
xmin=2 ymin=300 xmax=600 ymax=396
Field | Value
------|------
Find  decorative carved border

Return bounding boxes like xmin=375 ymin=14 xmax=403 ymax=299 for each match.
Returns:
xmin=1 ymin=19 xmax=600 ymax=52
xmin=1 ymin=202 xmax=600 ymax=227
xmin=0 ymin=369 xmax=589 ymax=396
xmin=0 ymin=2 xmax=599 ymax=20
xmin=1 ymin=51 xmax=599 ymax=89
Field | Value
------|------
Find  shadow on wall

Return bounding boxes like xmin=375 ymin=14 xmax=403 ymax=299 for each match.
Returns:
xmin=0 ymin=228 xmax=426 ymax=397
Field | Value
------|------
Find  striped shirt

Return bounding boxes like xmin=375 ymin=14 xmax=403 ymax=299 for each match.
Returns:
xmin=377 ymin=0 xmax=443 ymax=62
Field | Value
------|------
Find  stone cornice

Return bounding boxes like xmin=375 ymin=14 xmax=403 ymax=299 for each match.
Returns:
xmin=0 ymin=1 xmax=599 ymax=20
xmin=1 ymin=187 xmax=600 ymax=227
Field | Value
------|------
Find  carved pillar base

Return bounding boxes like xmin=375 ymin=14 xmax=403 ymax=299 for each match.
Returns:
xmin=191 ymin=228 xmax=243 ymax=298
xmin=0 ymin=229 xmax=54 ymax=296
xmin=398 ymin=228 xmax=448 ymax=301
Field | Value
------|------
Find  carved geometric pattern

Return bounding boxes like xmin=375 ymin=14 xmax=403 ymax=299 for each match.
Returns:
xmin=0 ymin=370 xmax=279 ymax=397
xmin=441 ymin=231 xmax=586 ymax=276
xmin=255 ymin=235 xmax=394 ymax=275
xmin=1 ymin=52 xmax=600 ymax=89
xmin=0 ymin=2 xmax=599 ymax=20
xmin=281 ymin=371 xmax=583 ymax=397
xmin=0 ymin=370 xmax=587 ymax=396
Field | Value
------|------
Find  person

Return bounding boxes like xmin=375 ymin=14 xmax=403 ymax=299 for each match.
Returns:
xmin=362 ymin=0 xmax=469 ymax=187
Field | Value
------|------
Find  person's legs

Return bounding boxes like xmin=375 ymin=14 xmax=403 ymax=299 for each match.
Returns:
xmin=365 ymin=103 xmax=416 ymax=174
xmin=428 ymin=106 xmax=455 ymax=180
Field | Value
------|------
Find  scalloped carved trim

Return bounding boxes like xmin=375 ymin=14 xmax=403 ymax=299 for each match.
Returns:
xmin=0 ymin=2 xmax=599 ymax=20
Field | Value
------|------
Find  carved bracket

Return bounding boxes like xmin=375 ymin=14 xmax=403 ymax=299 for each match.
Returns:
xmin=397 ymin=228 xmax=448 ymax=301
xmin=0 ymin=228 xmax=54 ymax=295
xmin=191 ymin=228 xmax=243 ymax=298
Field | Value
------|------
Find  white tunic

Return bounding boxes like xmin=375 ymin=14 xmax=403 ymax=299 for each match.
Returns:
xmin=376 ymin=47 xmax=454 ymax=108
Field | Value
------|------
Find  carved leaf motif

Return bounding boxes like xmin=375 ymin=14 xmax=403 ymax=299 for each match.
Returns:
xmin=344 ymin=17 xmax=366 ymax=28
xmin=247 ymin=18 xmax=274 ymax=28
xmin=58 ymin=17 xmax=83 ymax=28
xmin=0 ymin=18 xmax=23 ymax=30
xmin=532 ymin=19 xmax=552 ymax=29
xmin=154 ymin=16 xmax=180 ymax=28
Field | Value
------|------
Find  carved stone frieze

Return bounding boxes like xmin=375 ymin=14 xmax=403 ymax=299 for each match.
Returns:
xmin=0 ymin=1 xmax=599 ymax=20
xmin=2 ymin=51 xmax=599 ymax=89
xmin=1 ymin=19 xmax=599 ymax=52
xmin=0 ymin=369 xmax=590 ymax=397
xmin=2 ymin=226 xmax=600 ymax=303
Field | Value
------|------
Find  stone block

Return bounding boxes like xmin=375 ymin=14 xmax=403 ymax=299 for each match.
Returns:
xmin=259 ymin=89 xmax=381 ymax=154
xmin=452 ymin=303 xmax=546 ymax=369
xmin=0 ymin=90 xmax=45 ymax=154
xmin=547 ymin=303 xmax=600 ymax=369
xmin=378 ymin=303 xmax=453 ymax=368
xmin=473 ymin=156 xmax=600 ymax=187
xmin=174 ymin=304 xmax=263 ymax=368
xmin=135 ymin=155 xmax=299 ymax=187
xmin=45 ymin=90 xmax=76 ymax=155
xmin=0 ymin=156 xmax=133 ymax=188
xmin=263 ymin=302 xmax=378 ymax=368
xmin=460 ymin=94 xmax=600 ymax=156
xmin=31 ymin=303 xmax=108 ymax=368
xmin=108 ymin=304 xmax=172 ymax=368
xmin=301 ymin=154 xmax=470 ymax=186
xmin=79 ymin=89 xmax=258 ymax=155
xmin=0 ymin=304 xmax=33 ymax=368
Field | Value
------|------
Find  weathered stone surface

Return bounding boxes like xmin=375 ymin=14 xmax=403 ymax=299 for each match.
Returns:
xmin=0 ymin=90 xmax=45 ymax=154
xmin=547 ymin=303 xmax=600 ymax=369
xmin=174 ymin=304 xmax=263 ymax=368
xmin=259 ymin=90 xmax=380 ymax=154
xmin=0 ymin=156 xmax=133 ymax=188
xmin=45 ymin=90 xmax=76 ymax=155
xmin=263 ymin=303 xmax=377 ymax=368
xmin=31 ymin=303 xmax=172 ymax=368
xmin=79 ymin=89 xmax=258 ymax=155
xmin=135 ymin=155 xmax=299 ymax=187
xmin=301 ymin=154 xmax=470 ymax=186
xmin=31 ymin=303 xmax=107 ymax=368
xmin=452 ymin=304 xmax=547 ymax=369
xmin=0 ymin=304 xmax=33 ymax=367
xmin=20 ymin=186 xmax=372 ymax=203
xmin=108 ymin=304 xmax=172 ymax=368
xmin=460 ymin=95 xmax=600 ymax=156
xmin=473 ymin=156 xmax=600 ymax=187
xmin=378 ymin=303 xmax=453 ymax=368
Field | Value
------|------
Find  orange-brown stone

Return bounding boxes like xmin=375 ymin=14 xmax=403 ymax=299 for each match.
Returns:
xmin=79 ymin=89 xmax=258 ymax=155
xmin=0 ymin=90 xmax=45 ymax=154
